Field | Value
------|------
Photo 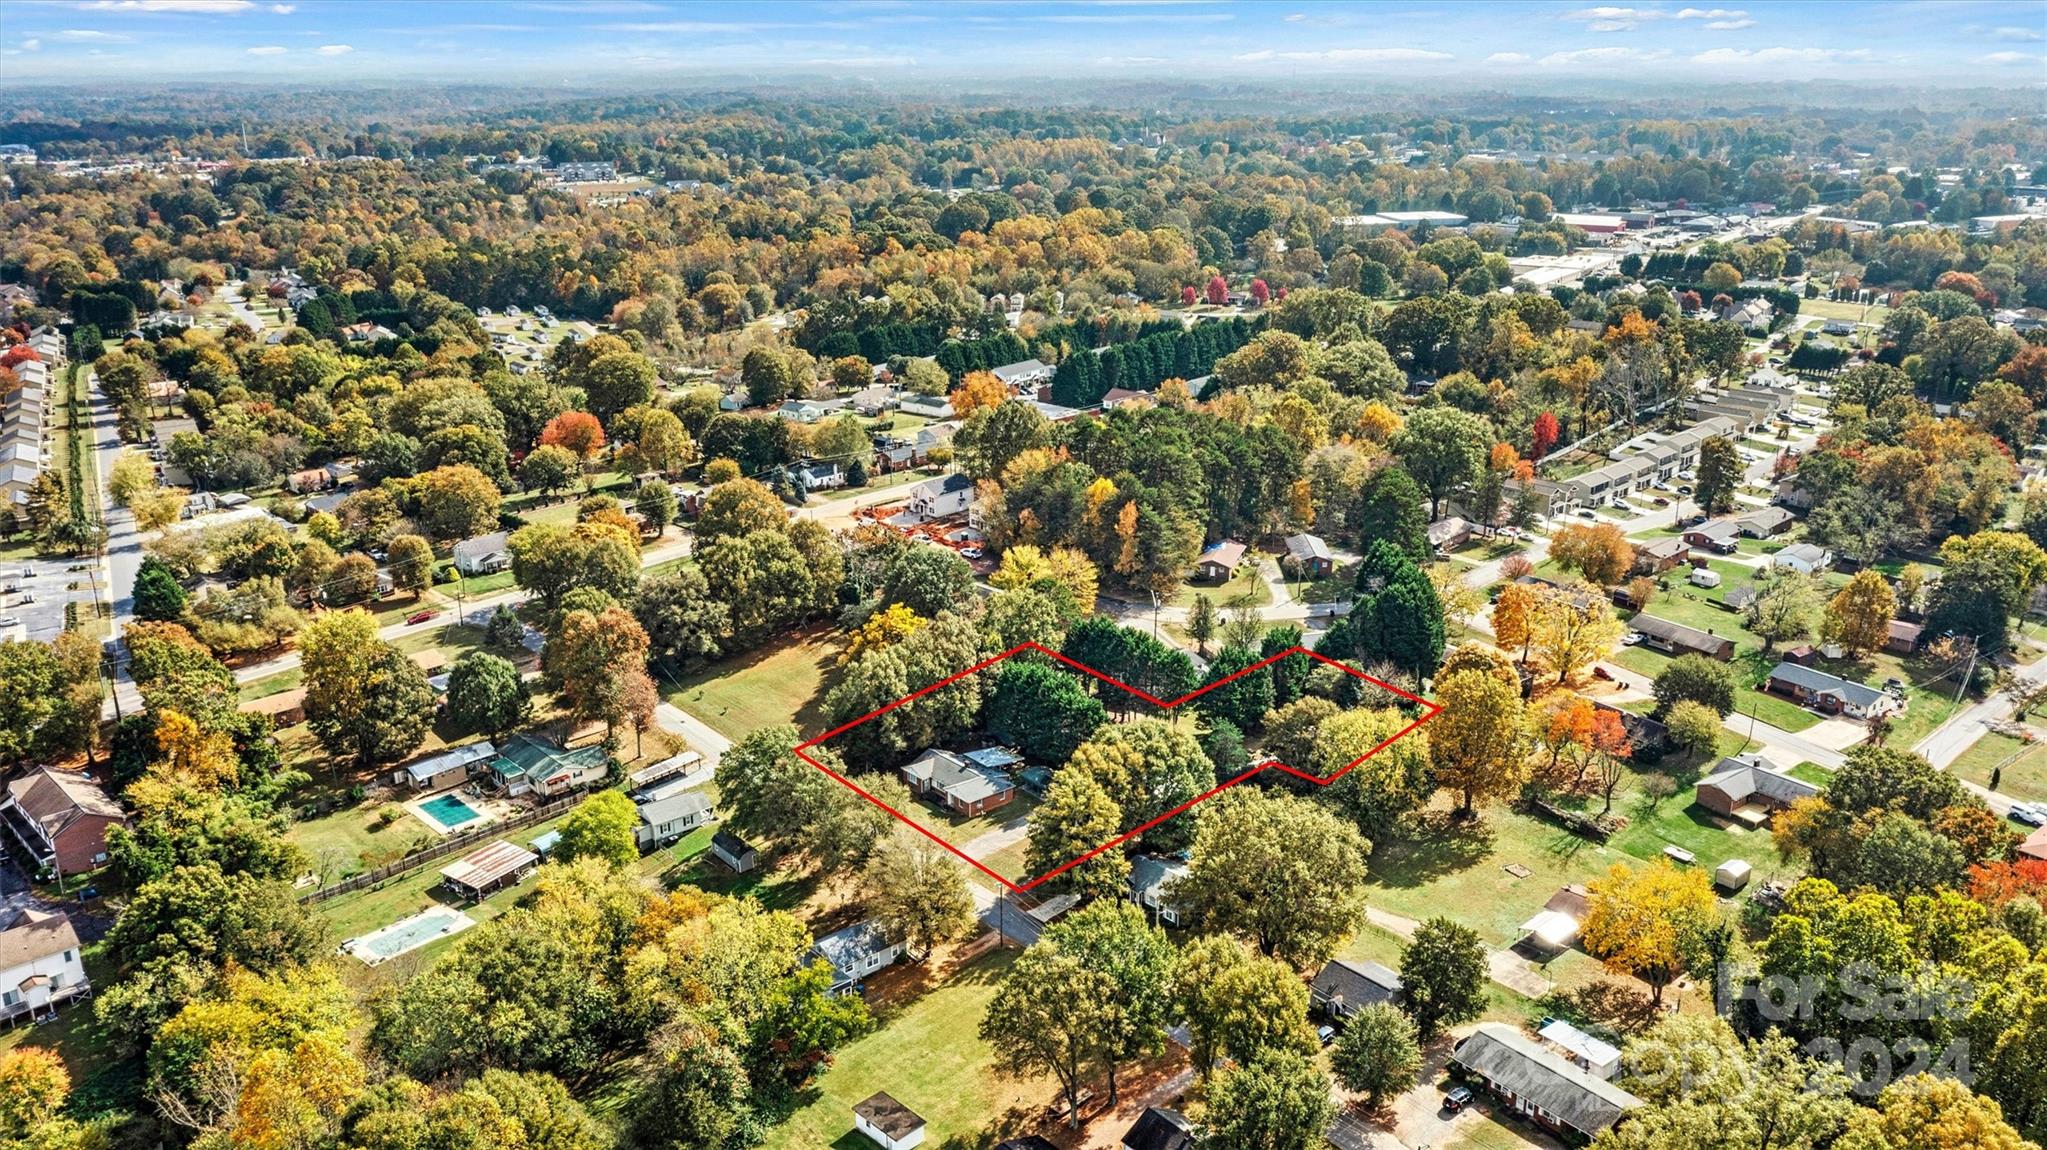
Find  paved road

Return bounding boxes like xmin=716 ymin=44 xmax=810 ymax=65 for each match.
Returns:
xmin=89 ymin=367 xmax=143 ymax=629
xmin=652 ymin=701 xmax=730 ymax=770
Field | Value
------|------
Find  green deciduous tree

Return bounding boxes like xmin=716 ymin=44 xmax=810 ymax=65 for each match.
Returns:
xmin=1330 ymin=1003 xmax=1422 ymax=1107
xmin=1398 ymin=917 xmax=1489 ymax=1040
xmin=556 ymin=791 xmax=640 ymax=869
xmin=1175 ymin=788 xmax=1370 ymax=966
xmin=445 ymin=651 xmax=530 ymax=742
xmin=1202 ymin=1049 xmax=1336 ymax=1150
xmin=300 ymin=611 xmax=433 ymax=770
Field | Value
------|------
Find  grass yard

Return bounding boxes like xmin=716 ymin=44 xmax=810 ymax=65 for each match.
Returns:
xmin=1948 ymin=732 xmax=2047 ymax=805
xmin=760 ymin=948 xmax=1056 ymax=1150
xmin=1608 ymin=645 xmax=1823 ymax=733
xmin=661 ymin=627 xmax=839 ymax=740
xmin=1364 ymin=772 xmax=1781 ymax=954
xmin=239 ymin=666 xmax=304 ymax=701
xmin=1337 ymin=921 xmax=1545 ymax=1028
xmin=815 ymin=468 xmax=930 ymax=502
xmin=1788 ymin=762 xmax=1834 ymax=786
xmin=1172 ymin=563 xmax=1272 ymax=609
xmin=442 ymin=568 xmax=517 ymax=598
xmin=1800 ymin=298 xmax=1891 ymax=324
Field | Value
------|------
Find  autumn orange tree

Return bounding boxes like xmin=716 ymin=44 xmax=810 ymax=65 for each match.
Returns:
xmin=1489 ymin=580 xmax=1540 ymax=663
xmin=1549 ymin=521 xmax=1635 ymax=588
xmin=950 ymin=370 xmax=1010 ymax=415
xmin=538 ymin=410 xmax=607 ymax=461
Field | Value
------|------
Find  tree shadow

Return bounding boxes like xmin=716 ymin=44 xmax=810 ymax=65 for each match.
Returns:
xmin=1369 ymin=811 xmax=1496 ymax=889
xmin=1543 ymin=978 xmax=1658 ymax=1035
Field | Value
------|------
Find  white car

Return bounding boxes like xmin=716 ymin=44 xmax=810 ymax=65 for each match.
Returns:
xmin=2010 ymin=802 xmax=2047 ymax=827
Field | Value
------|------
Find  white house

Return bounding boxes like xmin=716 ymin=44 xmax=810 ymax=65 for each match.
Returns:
xmin=452 ymin=531 xmax=512 ymax=576
xmin=0 ymin=909 xmax=88 ymax=1024
xmin=1770 ymin=543 xmax=1834 ymax=575
xmin=811 ymin=920 xmax=905 ymax=994
xmin=1128 ymin=855 xmax=1188 ymax=926
xmin=906 ymin=473 xmax=974 ymax=520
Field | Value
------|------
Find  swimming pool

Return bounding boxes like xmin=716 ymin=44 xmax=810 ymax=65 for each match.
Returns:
xmin=419 ymin=793 xmax=483 ymax=830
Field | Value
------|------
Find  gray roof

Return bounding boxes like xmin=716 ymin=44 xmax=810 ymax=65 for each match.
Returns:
xmin=991 ymin=358 xmax=1051 ymax=383
xmin=404 ymin=740 xmax=497 ymax=783
xmin=1627 ymin=613 xmax=1733 ymax=655
xmin=452 ymin=531 xmax=511 ymax=563
xmin=711 ymin=830 xmax=755 ymax=858
xmin=1724 ymin=585 xmax=1759 ymax=610
xmin=1776 ymin=543 xmax=1831 ymax=568
xmin=1737 ymin=507 xmax=1795 ymax=531
xmin=1699 ymin=754 xmax=1821 ymax=806
xmin=1451 ymin=1023 xmax=1643 ymax=1135
xmin=1685 ymin=519 xmax=1742 ymax=543
xmin=636 ymin=791 xmax=711 ymax=828
xmin=1285 ymin=533 xmax=1333 ymax=563
xmin=1767 ymin=661 xmax=1887 ymax=709
xmin=903 ymin=749 xmax=1013 ymax=804
xmin=1123 ymin=1108 xmax=1195 ymax=1150
xmin=1129 ymin=855 xmax=1188 ymax=901
xmin=1311 ymin=959 xmax=1403 ymax=1010
xmin=812 ymin=920 xmax=896 ymax=970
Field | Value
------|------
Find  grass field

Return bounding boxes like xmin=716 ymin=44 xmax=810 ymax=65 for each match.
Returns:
xmin=760 ymin=948 xmax=1058 ymax=1150
xmin=661 ymin=628 xmax=839 ymax=740
xmin=1363 ymin=766 xmax=1790 ymax=954
xmin=1948 ymin=732 xmax=2047 ymax=805
xmin=1799 ymin=298 xmax=1892 ymax=324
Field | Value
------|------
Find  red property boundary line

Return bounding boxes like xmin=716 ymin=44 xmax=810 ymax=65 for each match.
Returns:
xmin=792 ymin=641 xmax=1442 ymax=894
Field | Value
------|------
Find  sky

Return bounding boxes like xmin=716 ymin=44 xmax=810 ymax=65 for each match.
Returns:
xmin=0 ymin=0 xmax=2042 ymax=87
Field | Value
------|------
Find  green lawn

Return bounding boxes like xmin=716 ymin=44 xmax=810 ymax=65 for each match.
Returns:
xmin=1788 ymin=762 xmax=1834 ymax=786
xmin=239 ymin=666 xmax=304 ymax=702
xmin=1172 ymin=563 xmax=1272 ymax=609
xmin=1949 ymin=733 xmax=2047 ymax=805
xmin=1609 ymin=645 xmax=1822 ymax=733
xmin=1363 ymin=765 xmax=1786 ymax=954
xmin=815 ymin=468 xmax=930 ymax=502
xmin=660 ymin=628 xmax=839 ymax=741
xmin=1800 ymin=298 xmax=1892 ymax=324
xmin=760 ymin=949 xmax=1056 ymax=1150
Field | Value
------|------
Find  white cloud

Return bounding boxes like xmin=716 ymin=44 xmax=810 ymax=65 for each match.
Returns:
xmin=1992 ymin=26 xmax=2043 ymax=41
xmin=52 ymin=28 xmax=133 ymax=41
xmin=1563 ymin=6 xmax=1748 ymax=31
xmin=315 ymin=43 xmax=350 ymax=55
xmin=245 ymin=44 xmax=285 ymax=54
xmin=806 ymin=54 xmax=914 ymax=67
xmin=1979 ymin=50 xmax=2039 ymax=65
xmin=1485 ymin=51 xmax=1532 ymax=64
xmin=1236 ymin=46 xmax=1452 ymax=63
xmin=1096 ymin=54 xmax=1166 ymax=65
xmin=1691 ymin=46 xmax=1874 ymax=65
xmin=81 ymin=0 xmax=254 ymax=11
xmin=1540 ymin=45 xmax=1671 ymax=65
xmin=599 ymin=21 xmax=771 ymax=33
xmin=21 ymin=38 xmax=41 ymax=51
xmin=271 ymin=3 xmax=296 ymax=12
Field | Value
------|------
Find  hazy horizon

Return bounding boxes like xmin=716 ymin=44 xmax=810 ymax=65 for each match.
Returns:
xmin=1 ymin=0 xmax=2042 ymax=90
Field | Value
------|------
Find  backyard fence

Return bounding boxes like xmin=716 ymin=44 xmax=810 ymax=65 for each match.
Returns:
xmin=299 ymin=792 xmax=582 ymax=904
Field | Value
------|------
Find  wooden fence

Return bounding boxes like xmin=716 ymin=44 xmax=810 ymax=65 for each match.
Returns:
xmin=299 ymin=793 xmax=581 ymax=904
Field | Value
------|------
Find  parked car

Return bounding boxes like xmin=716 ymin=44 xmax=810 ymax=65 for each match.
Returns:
xmin=1677 ymin=485 xmax=1694 ymax=495
xmin=1443 ymin=1086 xmax=1475 ymax=1113
xmin=960 ymin=546 xmax=984 ymax=560
xmin=2010 ymin=803 xmax=2047 ymax=827
xmin=405 ymin=610 xmax=439 ymax=626
xmin=1317 ymin=1024 xmax=1337 ymax=1046
xmin=1576 ymin=509 xmax=1598 ymax=520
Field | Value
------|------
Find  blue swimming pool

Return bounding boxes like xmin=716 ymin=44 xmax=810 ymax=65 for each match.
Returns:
xmin=420 ymin=793 xmax=483 ymax=829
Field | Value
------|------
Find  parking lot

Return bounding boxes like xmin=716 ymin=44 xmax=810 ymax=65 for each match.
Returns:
xmin=0 ymin=557 xmax=103 ymax=643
